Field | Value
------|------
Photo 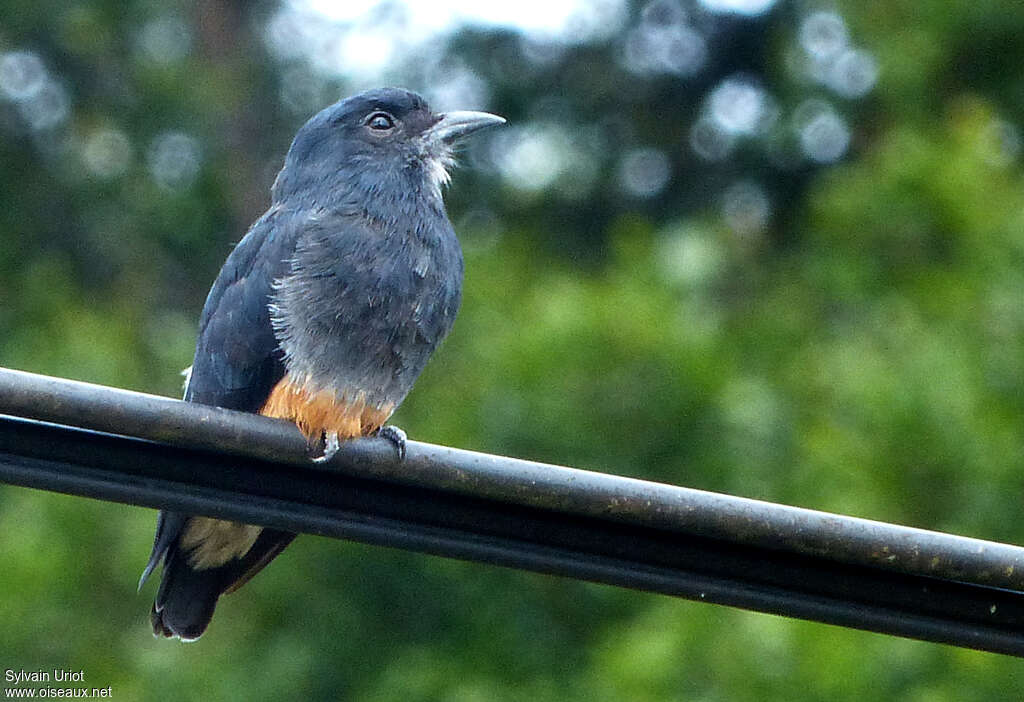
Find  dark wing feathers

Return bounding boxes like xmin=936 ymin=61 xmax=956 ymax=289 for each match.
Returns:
xmin=187 ymin=207 xmax=297 ymax=410
xmin=143 ymin=208 xmax=305 ymax=639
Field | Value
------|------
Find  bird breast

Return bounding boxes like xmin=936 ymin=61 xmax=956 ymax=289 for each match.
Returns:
xmin=269 ymin=210 xmax=463 ymax=411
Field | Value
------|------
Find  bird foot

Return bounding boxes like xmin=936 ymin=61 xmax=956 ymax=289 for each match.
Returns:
xmin=378 ymin=424 xmax=407 ymax=461
xmin=312 ymin=432 xmax=341 ymax=464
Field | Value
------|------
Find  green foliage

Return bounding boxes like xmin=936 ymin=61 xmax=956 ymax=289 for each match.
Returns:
xmin=3 ymin=0 xmax=1024 ymax=698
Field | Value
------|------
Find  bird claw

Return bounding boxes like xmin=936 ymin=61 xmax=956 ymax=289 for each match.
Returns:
xmin=313 ymin=426 xmax=406 ymax=463
xmin=312 ymin=432 xmax=340 ymax=463
xmin=378 ymin=424 xmax=407 ymax=461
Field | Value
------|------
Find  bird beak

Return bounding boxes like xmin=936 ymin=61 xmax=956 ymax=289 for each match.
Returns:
xmin=429 ymin=111 xmax=506 ymax=144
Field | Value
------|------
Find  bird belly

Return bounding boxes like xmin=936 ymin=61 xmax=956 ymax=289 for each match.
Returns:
xmin=179 ymin=375 xmax=392 ymax=571
xmin=259 ymin=372 xmax=395 ymax=441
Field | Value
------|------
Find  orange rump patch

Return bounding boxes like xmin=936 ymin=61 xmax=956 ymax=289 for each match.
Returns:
xmin=260 ymin=375 xmax=394 ymax=441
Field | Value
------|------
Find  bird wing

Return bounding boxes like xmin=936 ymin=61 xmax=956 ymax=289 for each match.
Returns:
xmin=187 ymin=205 xmax=294 ymax=411
xmin=140 ymin=206 xmax=300 ymax=593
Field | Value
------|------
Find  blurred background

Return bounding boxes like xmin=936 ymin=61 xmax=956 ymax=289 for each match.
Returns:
xmin=3 ymin=0 xmax=1024 ymax=697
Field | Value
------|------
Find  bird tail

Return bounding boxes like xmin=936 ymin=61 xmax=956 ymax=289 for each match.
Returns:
xmin=150 ymin=547 xmax=223 ymax=641
xmin=146 ymin=522 xmax=297 ymax=641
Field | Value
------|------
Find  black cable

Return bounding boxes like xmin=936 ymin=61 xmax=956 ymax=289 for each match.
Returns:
xmin=1 ymin=367 xmax=1023 ymax=656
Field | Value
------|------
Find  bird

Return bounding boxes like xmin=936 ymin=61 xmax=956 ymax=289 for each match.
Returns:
xmin=138 ymin=87 xmax=505 ymax=641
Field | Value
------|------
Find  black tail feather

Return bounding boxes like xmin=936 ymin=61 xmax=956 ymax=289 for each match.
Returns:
xmin=151 ymin=546 xmax=226 ymax=641
xmin=147 ymin=525 xmax=297 ymax=641
xmin=139 ymin=511 xmax=187 ymax=591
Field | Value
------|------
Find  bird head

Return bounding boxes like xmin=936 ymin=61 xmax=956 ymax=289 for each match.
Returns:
xmin=272 ymin=87 xmax=505 ymax=205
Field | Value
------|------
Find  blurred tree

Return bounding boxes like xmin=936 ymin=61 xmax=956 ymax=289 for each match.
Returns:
xmin=3 ymin=0 xmax=1024 ymax=700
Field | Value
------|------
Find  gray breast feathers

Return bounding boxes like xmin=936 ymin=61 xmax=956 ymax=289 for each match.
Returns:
xmin=269 ymin=211 xmax=463 ymax=409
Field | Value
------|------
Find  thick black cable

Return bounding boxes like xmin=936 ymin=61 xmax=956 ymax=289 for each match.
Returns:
xmin=1 ymin=367 xmax=1023 ymax=656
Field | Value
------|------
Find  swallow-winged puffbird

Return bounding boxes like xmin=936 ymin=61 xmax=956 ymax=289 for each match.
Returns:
xmin=139 ymin=87 xmax=505 ymax=640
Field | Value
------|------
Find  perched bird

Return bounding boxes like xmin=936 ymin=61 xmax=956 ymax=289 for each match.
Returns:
xmin=139 ymin=87 xmax=504 ymax=641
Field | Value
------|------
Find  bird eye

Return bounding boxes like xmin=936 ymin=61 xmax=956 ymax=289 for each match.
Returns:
xmin=366 ymin=112 xmax=395 ymax=131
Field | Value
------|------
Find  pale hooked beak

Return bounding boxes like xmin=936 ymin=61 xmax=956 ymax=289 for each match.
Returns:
xmin=428 ymin=110 xmax=506 ymax=144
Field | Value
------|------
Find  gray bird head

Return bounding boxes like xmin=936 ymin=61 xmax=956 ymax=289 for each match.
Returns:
xmin=272 ymin=87 xmax=505 ymax=206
